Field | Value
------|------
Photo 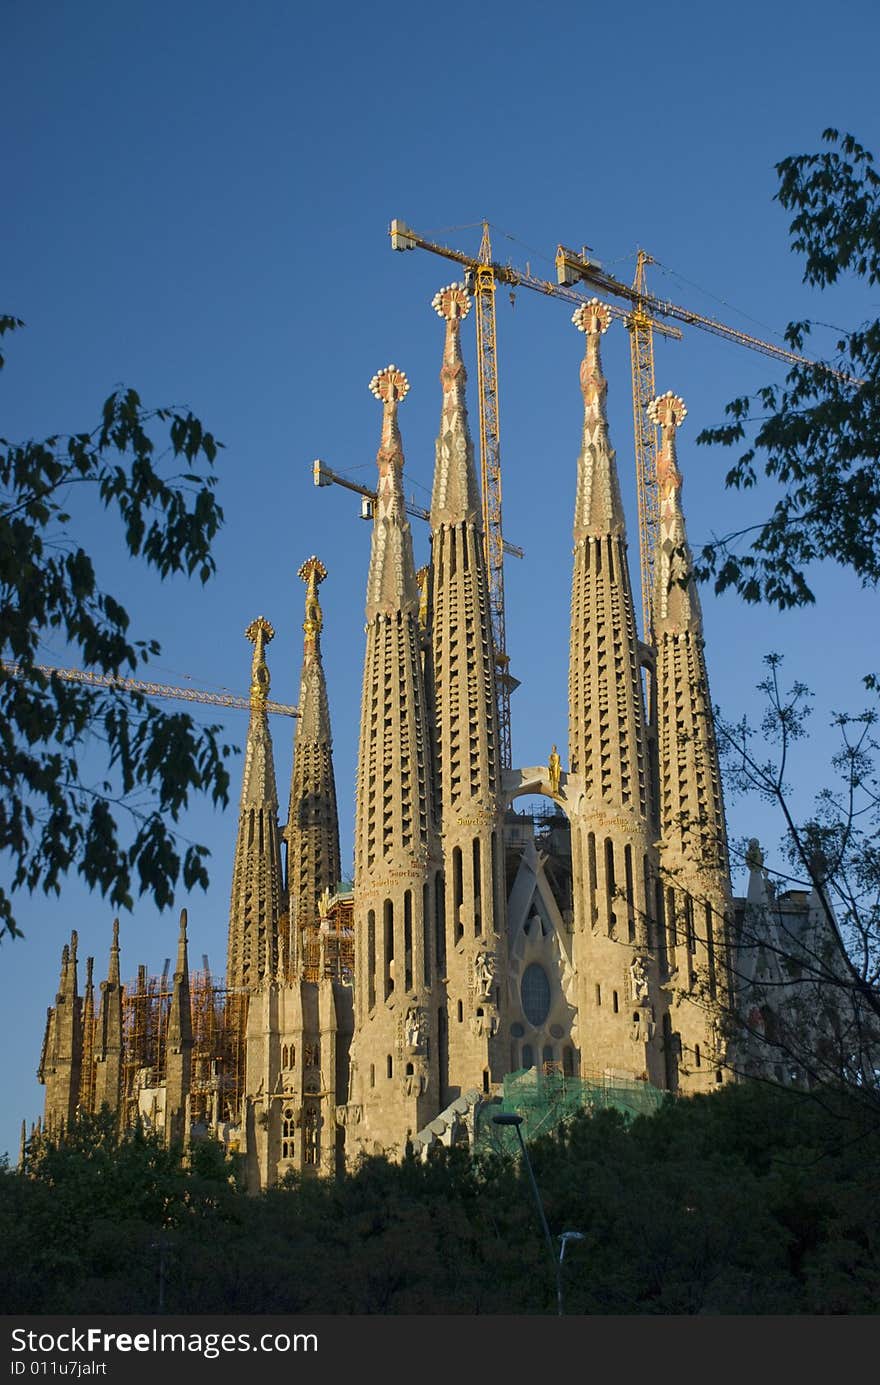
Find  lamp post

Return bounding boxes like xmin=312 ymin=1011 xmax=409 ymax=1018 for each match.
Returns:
xmin=492 ymin=1112 xmax=583 ymax=1314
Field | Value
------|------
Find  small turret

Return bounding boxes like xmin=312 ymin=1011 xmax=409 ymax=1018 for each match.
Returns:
xmin=94 ymin=919 xmax=124 ymax=1115
xmin=165 ymin=908 xmax=193 ymax=1146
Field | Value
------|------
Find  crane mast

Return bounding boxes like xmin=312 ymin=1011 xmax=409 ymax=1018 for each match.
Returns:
xmin=473 ymin=223 xmax=514 ymax=770
xmin=628 ymin=251 xmax=661 ymax=640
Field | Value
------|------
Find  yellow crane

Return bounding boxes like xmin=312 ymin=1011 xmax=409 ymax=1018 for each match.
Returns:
xmin=391 ymin=218 xmax=857 ymax=656
xmin=0 ymin=661 xmax=299 ymax=717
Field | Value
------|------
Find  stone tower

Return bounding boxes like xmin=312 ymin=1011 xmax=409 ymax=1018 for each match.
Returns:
xmin=226 ymin=617 xmax=284 ymax=993
xmin=348 ymin=365 xmax=442 ymax=1155
xmin=285 ymin=556 xmax=341 ymax=971
xmin=649 ymin=391 xmax=732 ymax=1090
xmin=427 ymin=283 xmax=506 ymax=1100
xmin=242 ymin=567 xmax=350 ymax=1188
xmin=566 ymin=301 xmax=664 ymax=1085
xmin=38 ymin=931 xmax=83 ymax=1136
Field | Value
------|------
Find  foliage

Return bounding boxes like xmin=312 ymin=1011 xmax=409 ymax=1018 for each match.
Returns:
xmin=696 ymin=130 xmax=880 ymax=607
xmin=3 ymin=1084 xmax=879 ymax=1313
xmin=0 ymin=317 xmax=230 ymax=938
xmin=717 ymin=654 xmax=880 ymax=1092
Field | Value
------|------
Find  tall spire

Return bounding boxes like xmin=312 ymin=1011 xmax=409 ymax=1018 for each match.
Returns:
xmin=427 ymin=281 xmax=506 ymax=1097
xmin=566 ymin=304 xmax=664 ymax=1087
xmin=649 ymin=391 xmax=727 ymax=870
xmin=349 ymin=364 xmax=441 ymax=1155
xmin=165 ymin=908 xmax=193 ymax=1145
xmin=226 ymin=617 xmax=284 ymax=992
xmin=285 ymin=556 xmax=341 ymax=967
xmin=649 ymin=391 xmax=732 ymax=1090
xmin=94 ymin=919 xmax=123 ymax=1115
xmin=568 ymin=301 xmax=648 ymax=811
xmin=429 ymin=283 xmax=482 ymax=526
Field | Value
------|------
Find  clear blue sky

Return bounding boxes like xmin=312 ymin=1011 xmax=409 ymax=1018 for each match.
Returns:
xmin=3 ymin=0 xmax=878 ymax=1160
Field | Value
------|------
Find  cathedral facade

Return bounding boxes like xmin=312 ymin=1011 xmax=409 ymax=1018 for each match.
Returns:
xmin=36 ymin=284 xmax=835 ymax=1187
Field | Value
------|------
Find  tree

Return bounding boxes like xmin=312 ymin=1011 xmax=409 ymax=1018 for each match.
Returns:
xmin=695 ymin=130 xmax=880 ymax=609
xmin=0 ymin=317 xmax=230 ymax=939
xmin=716 ymin=655 xmax=880 ymax=1096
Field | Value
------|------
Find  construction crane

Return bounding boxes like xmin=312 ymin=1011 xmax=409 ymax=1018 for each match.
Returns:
xmin=0 ymin=661 xmax=298 ymax=717
xmin=312 ymin=459 xmax=525 ymax=559
xmin=390 ymin=219 xmax=859 ymax=648
xmin=390 ymin=219 xmax=678 ymax=740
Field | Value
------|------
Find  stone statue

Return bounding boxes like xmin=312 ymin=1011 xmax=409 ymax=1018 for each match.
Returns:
xmin=405 ymin=1006 xmax=425 ymax=1050
xmin=473 ymin=950 xmax=495 ymax=998
xmin=629 ymin=955 xmax=650 ymax=1004
xmin=548 ymin=744 xmax=561 ymax=796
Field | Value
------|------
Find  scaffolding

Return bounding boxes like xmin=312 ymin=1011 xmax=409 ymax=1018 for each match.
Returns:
xmin=300 ymin=891 xmax=355 ymax=985
xmin=119 ymin=967 xmax=247 ymax=1131
xmin=477 ymin=1065 xmax=666 ymax=1152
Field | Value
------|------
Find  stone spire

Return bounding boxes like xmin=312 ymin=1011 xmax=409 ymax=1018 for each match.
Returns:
xmin=428 ymin=282 xmax=505 ymax=1097
xmin=285 ymin=556 xmax=341 ymax=968
xmin=78 ymin=955 xmax=96 ymax=1114
xmin=38 ymin=931 xmax=83 ymax=1135
xmin=165 ymin=908 xmax=193 ymax=1145
xmin=226 ymin=617 xmax=284 ymax=993
xmin=349 ymin=365 xmax=442 ymax=1155
xmin=94 ymin=919 xmax=123 ymax=1115
xmin=364 ymin=366 xmax=419 ymax=618
xmin=566 ymin=303 xmax=663 ymax=1087
xmin=568 ymin=300 xmax=649 ymax=816
xmin=649 ymin=392 xmax=732 ymax=1089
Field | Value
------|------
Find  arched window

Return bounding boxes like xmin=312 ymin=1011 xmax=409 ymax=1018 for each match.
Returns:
xmin=521 ymin=963 xmax=551 ymax=1027
xmin=304 ymin=1106 xmax=319 ymax=1166
xmin=282 ymin=1107 xmax=296 ymax=1161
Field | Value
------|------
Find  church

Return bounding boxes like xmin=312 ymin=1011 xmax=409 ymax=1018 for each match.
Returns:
xmin=35 ymin=285 xmax=835 ymax=1188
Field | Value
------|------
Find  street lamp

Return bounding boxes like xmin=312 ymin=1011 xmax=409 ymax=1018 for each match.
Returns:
xmin=492 ymin=1112 xmax=583 ymax=1314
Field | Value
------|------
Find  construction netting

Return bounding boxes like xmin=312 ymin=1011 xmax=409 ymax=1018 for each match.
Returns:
xmin=476 ymin=1066 xmax=666 ymax=1152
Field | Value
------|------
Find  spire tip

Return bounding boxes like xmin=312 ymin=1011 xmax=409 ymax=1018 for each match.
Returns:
xmin=648 ymin=391 xmax=687 ymax=430
xmin=369 ymin=365 xmax=410 ymax=404
xmin=572 ymin=298 xmax=611 ymax=335
xmin=432 ymin=282 xmax=471 ymax=322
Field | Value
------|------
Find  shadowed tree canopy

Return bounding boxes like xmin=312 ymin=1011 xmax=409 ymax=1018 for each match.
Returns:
xmin=0 ymin=317 xmax=231 ymax=939
xmin=696 ymin=130 xmax=880 ymax=608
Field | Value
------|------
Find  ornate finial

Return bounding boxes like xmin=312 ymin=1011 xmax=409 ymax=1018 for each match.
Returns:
xmin=245 ymin=616 xmax=275 ymax=707
xmin=299 ymin=556 xmax=327 ymax=652
xmin=70 ymin=929 xmax=78 ymax=956
xmin=548 ymin=744 xmax=561 ymax=797
xmin=415 ymin=566 xmax=429 ymax=631
xmin=572 ymin=298 xmax=611 ymax=335
xmin=318 ymin=886 xmax=334 ymax=921
xmin=178 ymin=907 xmax=188 ymax=937
xmin=369 ymin=365 xmax=410 ymax=404
xmin=648 ymin=391 xmax=687 ymax=431
xmin=112 ymin=918 xmax=119 ymax=948
xmin=432 ymin=282 xmax=471 ymax=322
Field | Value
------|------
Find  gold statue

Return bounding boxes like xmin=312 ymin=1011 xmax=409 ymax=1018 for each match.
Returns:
xmin=548 ymin=744 xmax=561 ymax=797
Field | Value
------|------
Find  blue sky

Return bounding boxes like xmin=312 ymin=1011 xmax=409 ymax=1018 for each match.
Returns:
xmin=3 ymin=0 xmax=878 ymax=1159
